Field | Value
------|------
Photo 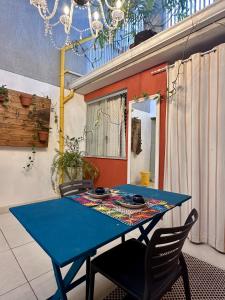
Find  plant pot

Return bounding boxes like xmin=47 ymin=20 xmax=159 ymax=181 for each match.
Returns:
xmin=20 ymin=94 xmax=32 ymax=107
xmin=38 ymin=131 xmax=49 ymax=143
xmin=65 ymin=167 xmax=83 ymax=181
xmin=0 ymin=95 xmax=5 ymax=102
xmin=130 ymin=29 xmax=157 ymax=49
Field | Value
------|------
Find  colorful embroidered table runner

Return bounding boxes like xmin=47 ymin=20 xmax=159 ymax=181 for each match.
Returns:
xmin=68 ymin=190 xmax=174 ymax=226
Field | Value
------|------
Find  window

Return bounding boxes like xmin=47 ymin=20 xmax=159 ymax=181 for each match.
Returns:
xmin=86 ymin=92 xmax=127 ymax=158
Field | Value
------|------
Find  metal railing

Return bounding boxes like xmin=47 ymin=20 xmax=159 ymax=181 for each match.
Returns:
xmin=167 ymin=0 xmax=215 ymax=27
xmin=86 ymin=0 xmax=215 ymax=72
xmin=86 ymin=19 xmax=144 ymax=70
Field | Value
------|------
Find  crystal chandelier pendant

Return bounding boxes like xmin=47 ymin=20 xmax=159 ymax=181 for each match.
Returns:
xmin=112 ymin=0 xmax=124 ymax=22
xmin=91 ymin=11 xmax=103 ymax=35
xmin=30 ymin=0 xmax=46 ymax=9
xmin=112 ymin=9 xmax=124 ymax=22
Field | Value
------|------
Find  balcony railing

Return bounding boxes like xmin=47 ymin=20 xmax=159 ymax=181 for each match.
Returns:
xmin=167 ymin=0 xmax=215 ymax=27
xmin=86 ymin=0 xmax=215 ymax=73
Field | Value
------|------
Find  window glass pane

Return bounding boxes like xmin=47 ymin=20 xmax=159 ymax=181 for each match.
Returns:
xmin=86 ymin=94 xmax=126 ymax=158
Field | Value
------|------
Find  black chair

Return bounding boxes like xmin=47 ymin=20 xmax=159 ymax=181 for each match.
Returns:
xmin=88 ymin=209 xmax=198 ymax=300
xmin=59 ymin=179 xmax=94 ymax=299
xmin=59 ymin=179 xmax=94 ymax=197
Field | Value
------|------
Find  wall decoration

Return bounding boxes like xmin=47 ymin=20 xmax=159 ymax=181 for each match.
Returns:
xmin=0 ymin=89 xmax=51 ymax=148
xmin=20 ymin=93 xmax=34 ymax=107
xmin=131 ymin=117 xmax=142 ymax=155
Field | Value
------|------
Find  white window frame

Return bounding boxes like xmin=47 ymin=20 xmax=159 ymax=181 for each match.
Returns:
xmin=85 ymin=90 xmax=127 ymax=160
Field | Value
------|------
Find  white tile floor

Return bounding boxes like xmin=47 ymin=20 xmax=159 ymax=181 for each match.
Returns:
xmin=0 ymin=212 xmax=225 ymax=299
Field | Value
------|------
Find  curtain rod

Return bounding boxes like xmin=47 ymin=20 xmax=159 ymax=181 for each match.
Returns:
xmin=87 ymin=89 xmax=127 ymax=105
xmin=151 ymin=67 xmax=167 ymax=75
xmin=152 ymin=48 xmax=218 ymax=75
xmin=200 ymin=47 xmax=217 ymax=56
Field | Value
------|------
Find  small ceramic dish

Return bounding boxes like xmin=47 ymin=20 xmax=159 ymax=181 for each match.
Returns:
xmin=116 ymin=201 xmax=146 ymax=209
xmin=95 ymin=187 xmax=106 ymax=195
xmin=86 ymin=191 xmax=112 ymax=199
xmin=132 ymin=195 xmax=145 ymax=204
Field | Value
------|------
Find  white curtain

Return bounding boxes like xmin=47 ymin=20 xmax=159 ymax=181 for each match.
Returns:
xmin=164 ymin=43 xmax=225 ymax=253
xmin=86 ymin=94 xmax=126 ymax=158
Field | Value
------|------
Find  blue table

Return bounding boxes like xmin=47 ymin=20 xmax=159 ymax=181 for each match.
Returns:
xmin=10 ymin=185 xmax=191 ymax=300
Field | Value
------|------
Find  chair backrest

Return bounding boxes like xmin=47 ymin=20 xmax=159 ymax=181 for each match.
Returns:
xmin=144 ymin=209 xmax=198 ymax=299
xmin=59 ymin=180 xmax=94 ymax=197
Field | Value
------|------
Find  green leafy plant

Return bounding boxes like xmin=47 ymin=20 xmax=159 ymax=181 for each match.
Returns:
xmin=142 ymin=91 xmax=150 ymax=98
xmin=23 ymin=146 xmax=36 ymax=171
xmin=163 ymin=0 xmax=189 ymax=21
xmin=128 ymin=0 xmax=189 ymax=31
xmin=51 ymin=135 xmax=99 ymax=192
xmin=37 ymin=119 xmax=50 ymax=132
xmin=0 ymin=85 xmax=9 ymax=107
xmin=94 ymin=0 xmax=190 ymax=49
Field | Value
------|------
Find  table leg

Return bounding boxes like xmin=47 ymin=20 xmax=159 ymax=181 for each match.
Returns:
xmin=137 ymin=212 xmax=166 ymax=243
xmin=52 ymin=263 xmax=67 ymax=300
xmin=48 ymin=256 xmax=87 ymax=300
xmin=138 ymin=225 xmax=150 ymax=244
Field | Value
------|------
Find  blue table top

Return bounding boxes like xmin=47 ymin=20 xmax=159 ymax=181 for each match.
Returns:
xmin=10 ymin=185 xmax=190 ymax=267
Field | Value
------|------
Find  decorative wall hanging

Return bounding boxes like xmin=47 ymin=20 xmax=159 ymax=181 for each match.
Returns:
xmin=0 ymin=89 xmax=51 ymax=148
xmin=131 ymin=117 xmax=142 ymax=155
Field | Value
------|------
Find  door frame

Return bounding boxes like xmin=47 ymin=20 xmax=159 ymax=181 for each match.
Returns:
xmin=127 ymin=94 xmax=161 ymax=188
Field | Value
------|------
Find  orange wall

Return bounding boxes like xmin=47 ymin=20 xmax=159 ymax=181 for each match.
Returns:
xmin=85 ymin=157 xmax=127 ymax=188
xmin=85 ymin=64 xmax=167 ymax=189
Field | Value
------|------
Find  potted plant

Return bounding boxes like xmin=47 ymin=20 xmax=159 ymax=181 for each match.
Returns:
xmin=51 ymin=136 xmax=99 ymax=191
xmin=0 ymin=85 xmax=9 ymax=107
xmin=36 ymin=120 xmax=50 ymax=143
xmin=20 ymin=93 xmax=34 ymax=107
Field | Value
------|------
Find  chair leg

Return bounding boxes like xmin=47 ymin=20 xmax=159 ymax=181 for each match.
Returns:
xmin=86 ymin=257 xmax=91 ymax=300
xmin=121 ymin=234 xmax=125 ymax=243
xmin=88 ymin=266 xmax=96 ymax=300
xmin=182 ymin=269 xmax=191 ymax=300
xmin=180 ymin=254 xmax=191 ymax=300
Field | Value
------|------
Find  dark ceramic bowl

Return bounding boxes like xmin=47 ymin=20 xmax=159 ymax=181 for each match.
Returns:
xmin=95 ymin=187 xmax=106 ymax=195
xmin=132 ymin=195 xmax=145 ymax=204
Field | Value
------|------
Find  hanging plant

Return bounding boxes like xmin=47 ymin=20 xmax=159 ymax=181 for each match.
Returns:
xmin=0 ymin=85 xmax=9 ymax=107
xmin=142 ymin=91 xmax=150 ymax=99
xmin=23 ymin=146 xmax=36 ymax=171
xmin=36 ymin=120 xmax=50 ymax=143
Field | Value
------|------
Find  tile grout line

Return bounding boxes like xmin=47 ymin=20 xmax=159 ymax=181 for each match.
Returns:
xmin=0 ymin=223 xmax=57 ymax=298
xmin=0 ymin=229 xmax=38 ymax=300
xmin=0 ymin=282 xmax=33 ymax=298
xmin=29 ymin=269 xmax=54 ymax=282
xmin=10 ymin=240 xmax=34 ymax=250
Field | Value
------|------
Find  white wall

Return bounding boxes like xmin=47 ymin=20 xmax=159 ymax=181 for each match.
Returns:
xmin=0 ymin=69 xmax=85 ymax=211
xmin=130 ymin=108 xmax=151 ymax=185
xmin=64 ymin=93 xmax=87 ymax=152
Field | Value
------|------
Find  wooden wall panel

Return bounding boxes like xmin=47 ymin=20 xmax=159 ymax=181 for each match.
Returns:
xmin=0 ymin=89 xmax=51 ymax=148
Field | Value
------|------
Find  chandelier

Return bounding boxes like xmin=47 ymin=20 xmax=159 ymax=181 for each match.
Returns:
xmin=30 ymin=0 xmax=127 ymax=48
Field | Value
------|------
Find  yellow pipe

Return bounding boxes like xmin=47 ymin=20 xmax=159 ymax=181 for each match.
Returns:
xmin=64 ymin=36 xmax=94 ymax=51
xmin=59 ymin=47 xmax=65 ymax=154
xmin=59 ymin=35 xmax=94 ymax=183
xmin=59 ymin=36 xmax=93 ymax=153
xmin=64 ymin=90 xmax=75 ymax=104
